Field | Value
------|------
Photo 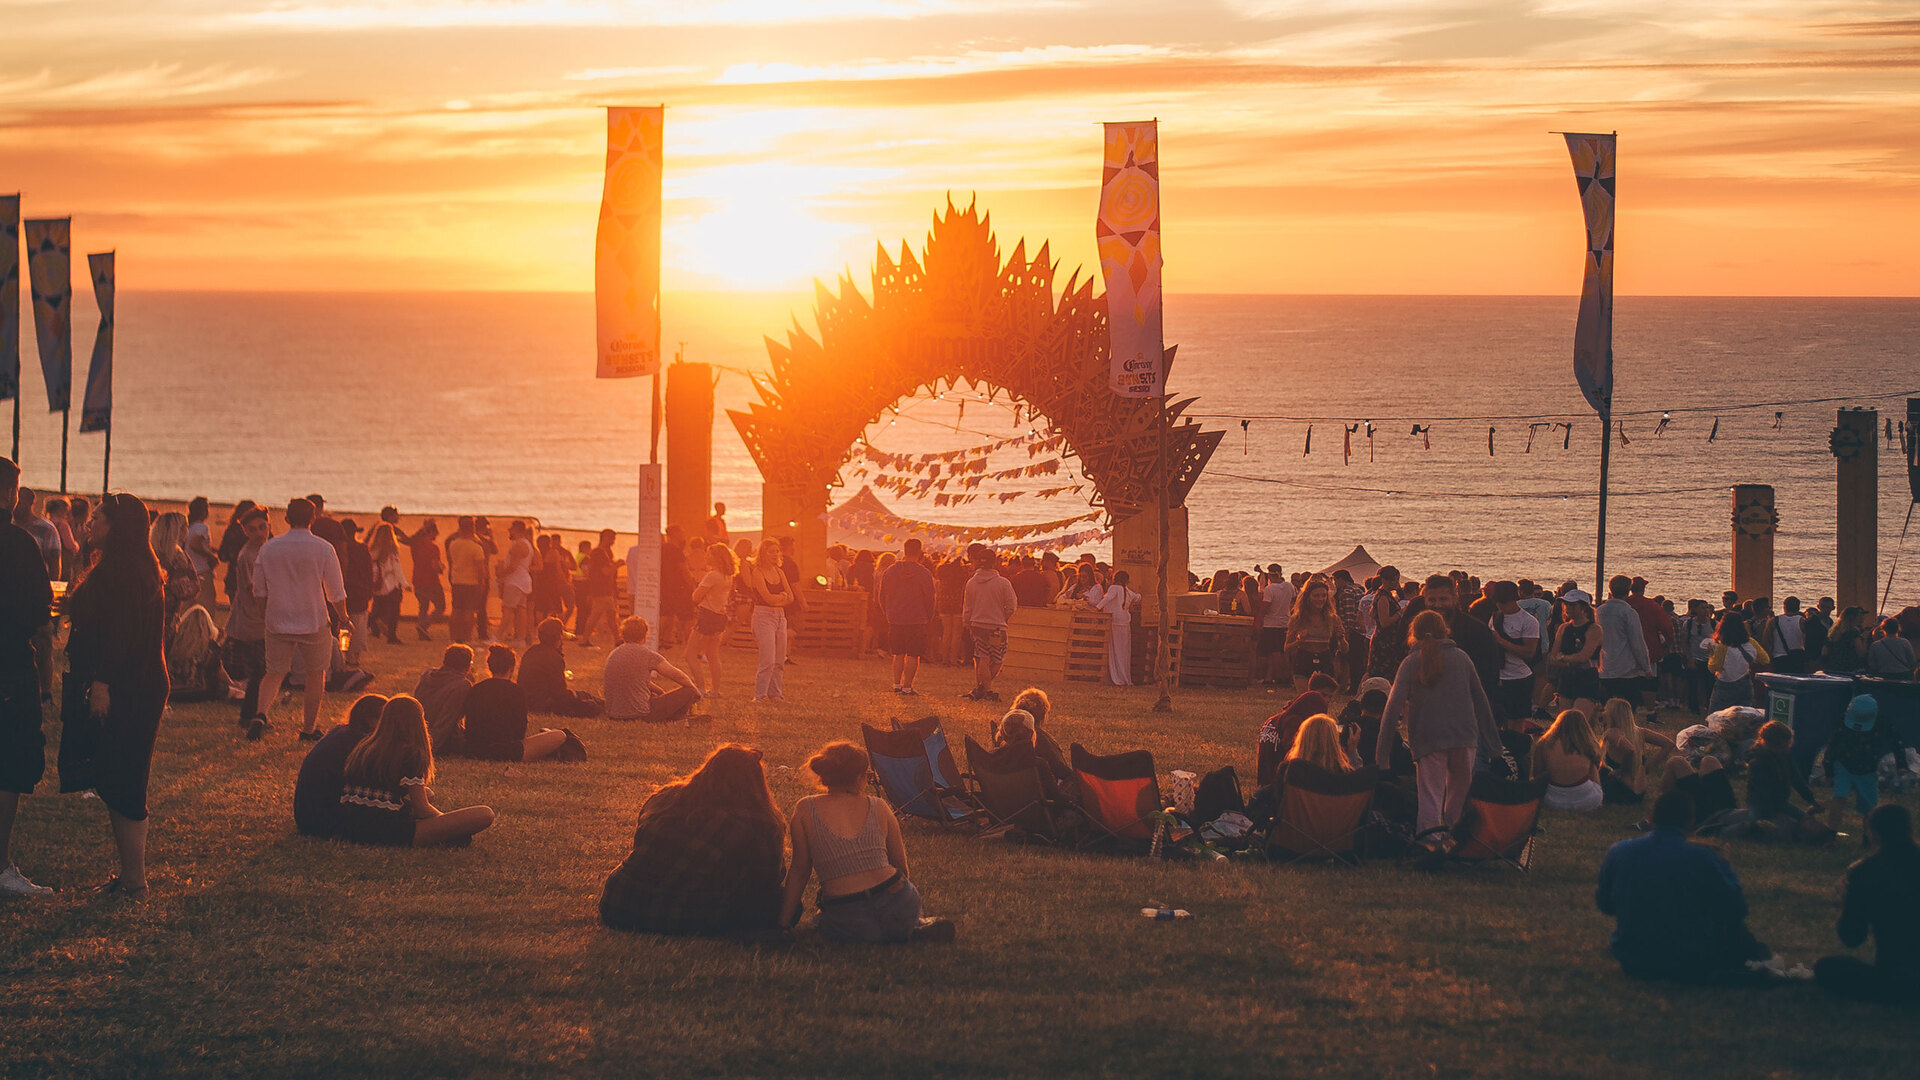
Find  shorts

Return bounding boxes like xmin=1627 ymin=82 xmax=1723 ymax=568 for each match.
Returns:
xmin=451 ymin=583 xmax=486 ymax=613
xmin=889 ymin=622 xmax=927 ymax=658
xmin=266 ymin=630 xmax=335 ymax=674
xmin=1557 ymin=667 xmax=1601 ymax=702
xmin=1598 ymin=677 xmax=1644 ymax=703
xmin=1833 ymin=764 xmax=1879 ymax=814
xmin=500 ymin=584 xmax=529 ymax=610
xmin=815 ymin=875 xmax=923 ymax=944
xmin=970 ymin=625 xmax=1008 ymax=665
xmin=0 ymin=665 xmax=46 ymax=794
xmin=694 ymin=608 xmax=729 ymax=636
xmin=1257 ymin=626 xmax=1288 ymax=656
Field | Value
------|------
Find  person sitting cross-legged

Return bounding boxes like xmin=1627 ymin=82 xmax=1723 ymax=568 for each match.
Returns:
xmin=517 ymin=617 xmax=604 ymax=718
xmin=461 ymin=644 xmax=569 ymax=763
xmin=1596 ymin=789 xmax=1796 ymax=984
xmin=1815 ymin=804 xmax=1920 ymax=1002
xmin=294 ymin=693 xmax=387 ymax=838
xmin=604 ymin=616 xmax=702 ymax=724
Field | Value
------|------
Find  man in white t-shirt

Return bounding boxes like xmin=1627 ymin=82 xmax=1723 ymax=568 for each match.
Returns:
xmin=1257 ymin=563 xmax=1296 ymax=685
xmin=254 ymin=497 xmax=347 ymax=741
xmin=1487 ymin=580 xmax=1541 ymax=728
xmin=604 ymin=616 xmax=701 ymax=724
xmin=1768 ymin=597 xmax=1808 ymax=674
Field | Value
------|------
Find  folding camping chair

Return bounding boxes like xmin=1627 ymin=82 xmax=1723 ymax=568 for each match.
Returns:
xmin=1069 ymin=743 xmax=1163 ymax=851
xmin=961 ymin=735 xmax=1062 ymax=842
xmin=861 ymin=724 xmax=979 ymax=828
xmin=1445 ymin=775 xmax=1547 ymax=872
xmin=1264 ymin=762 xmax=1380 ymax=864
xmin=891 ymin=714 xmax=962 ymax=793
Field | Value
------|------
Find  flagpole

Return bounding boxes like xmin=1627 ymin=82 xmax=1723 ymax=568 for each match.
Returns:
xmin=1152 ymin=385 xmax=1173 ymax=712
xmin=101 ymin=420 xmax=110 ymax=493
xmin=9 ymin=396 xmax=15 ymax=461
xmin=59 ymin=405 xmax=68 ymax=493
xmin=1596 ymin=407 xmax=1609 ymax=588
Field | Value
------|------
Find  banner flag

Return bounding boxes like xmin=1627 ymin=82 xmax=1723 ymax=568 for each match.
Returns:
xmin=25 ymin=217 xmax=71 ymax=412
xmin=80 ymin=251 xmax=113 ymax=433
xmin=1563 ymin=133 xmax=1615 ymax=416
xmin=595 ymin=106 xmax=663 ymax=379
xmin=1098 ymin=121 xmax=1163 ymax=398
xmin=1 ymin=195 xmax=18 ymax=403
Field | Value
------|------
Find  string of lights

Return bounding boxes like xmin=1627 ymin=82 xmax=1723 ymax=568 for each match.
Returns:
xmin=1187 ymin=387 xmax=1920 ymax=424
xmin=1209 ymin=470 xmax=1735 ymax=500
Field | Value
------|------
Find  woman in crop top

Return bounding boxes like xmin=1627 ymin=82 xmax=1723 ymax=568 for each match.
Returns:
xmin=779 ymin=741 xmax=954 ymax=944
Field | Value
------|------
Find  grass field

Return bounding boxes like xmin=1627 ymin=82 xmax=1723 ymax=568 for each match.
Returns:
xmin=3 ymin=636 xmax=1914 ymax=1079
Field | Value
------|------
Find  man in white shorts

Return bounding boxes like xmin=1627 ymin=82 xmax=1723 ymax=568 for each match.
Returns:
xmin=254 ymin=497 xmax=347 ymax=742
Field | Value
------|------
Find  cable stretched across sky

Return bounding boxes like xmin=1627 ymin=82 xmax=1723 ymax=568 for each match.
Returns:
xmin=1186 ymin=387 xmax=1920 ymax=424
xmin=1209 ymin=470 xmax=1735 ymax=500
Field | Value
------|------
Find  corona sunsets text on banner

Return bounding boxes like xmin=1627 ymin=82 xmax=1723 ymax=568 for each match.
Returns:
xmin=1098 ymin=121 xmax=1163 ymax=398
xmin=595 ymin=106 xmax=663 ymax=380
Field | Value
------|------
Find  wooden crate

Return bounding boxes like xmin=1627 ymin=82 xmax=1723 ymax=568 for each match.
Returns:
xmin=1001 ymin=607 xmax=1112 ymax=685
xmin=1174 ymin=612 xmax=1258 ymax=688
xmin=723 ymin=588 xmax=867 ymax=659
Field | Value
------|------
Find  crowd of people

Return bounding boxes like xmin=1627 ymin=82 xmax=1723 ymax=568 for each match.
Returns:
xmin=3 ymin=468 xmax=1916 ymax=987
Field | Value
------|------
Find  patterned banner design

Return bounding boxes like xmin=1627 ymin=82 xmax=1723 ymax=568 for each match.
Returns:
xmin=25 ymin=217 xmax=71 ymax=412
xmin=1564 ymin=133 xmax=1615 ymax=416
xmin=1 ymin=195 xmax=18 ymax=403
xmin=80 ymin=251 xmax=113 ymax=433
xmin=595 ymin=106 xmax=663 ymax=379
xmin=1098 ymin=121 xmax=1163 ymax=398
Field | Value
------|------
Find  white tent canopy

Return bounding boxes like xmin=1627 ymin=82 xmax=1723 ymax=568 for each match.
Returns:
xmin=1319 ymin=545 xmax=1384 ymax=582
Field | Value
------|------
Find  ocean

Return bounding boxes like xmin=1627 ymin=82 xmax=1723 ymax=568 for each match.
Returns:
xmin=9 ymin=291 xmax=1918 ymax=607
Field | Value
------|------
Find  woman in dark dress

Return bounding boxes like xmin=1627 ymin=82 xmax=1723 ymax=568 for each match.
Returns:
xmin=60 ymin=493 xmax=169 ymax=900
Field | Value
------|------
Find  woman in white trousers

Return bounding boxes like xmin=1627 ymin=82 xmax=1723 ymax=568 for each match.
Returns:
xmin=1097 ymin=571 xmax=1140 ymax=686
xmin=745 ymin=539 xmax=793 ymax=700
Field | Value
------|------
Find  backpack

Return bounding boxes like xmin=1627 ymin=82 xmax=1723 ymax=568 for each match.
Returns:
xmin=1191 ymin=766 xmax=1245 ymax=826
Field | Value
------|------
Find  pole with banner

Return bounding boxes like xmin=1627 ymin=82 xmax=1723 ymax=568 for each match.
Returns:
xmin=2 ymin=195 xmax=19 ymax=462
xmin=595 ymin=105 xmax=665 ymax=633
xmin=1098 ymin=119 xmax=1171 ymax=709
xmin=1562 ymin=132 xmax=1616 ymax=587
xmin=25 ymin=217 xmax=71 ymax=491
xmin=82 ymin=251 xmax=113 ymax=491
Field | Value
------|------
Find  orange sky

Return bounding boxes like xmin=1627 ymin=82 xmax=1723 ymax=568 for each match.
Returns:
xmin=5 ymin=1 xmax=1919 ymax=295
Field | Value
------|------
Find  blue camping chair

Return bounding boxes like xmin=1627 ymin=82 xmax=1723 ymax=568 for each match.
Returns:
xmin=892 ymin=714 xmax=961 ymax=790
xmin=861 ymin=724 xmax=979 ymax=828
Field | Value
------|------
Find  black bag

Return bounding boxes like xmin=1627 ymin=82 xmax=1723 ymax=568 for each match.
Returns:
xmin=56 ymin=676 xmax=101 ymax=796
xmin=1191 ymin=766 xmax=1244 ymax=826
xmin=555 ymin=728 xmax=589 ymax=763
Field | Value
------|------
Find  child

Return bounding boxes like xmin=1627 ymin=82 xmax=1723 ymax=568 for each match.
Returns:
xmin=1745 ymin=720 xmax=1825 ymax=841
xmin=1825 ymin=695 xmax=1905 ymax=843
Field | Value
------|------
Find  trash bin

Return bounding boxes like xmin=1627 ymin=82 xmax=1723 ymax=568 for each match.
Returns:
xmin=1754 ymin=673 xmax=1857 ymax=779
xmin=1852 ymin=677 xmax=1920 ymax=749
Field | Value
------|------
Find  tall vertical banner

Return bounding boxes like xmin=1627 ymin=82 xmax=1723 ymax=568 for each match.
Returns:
xmin=630 ymin=464 xmax=662 ymax=635
xmin=595 ymin=106 xmax=663 ymax=380
xmin=25 ymin=217 xmax=71 ymax=412
xmin=80 ymin=251 xmax=113 ymax=433
xmin=1 ymin=195 xmax=19 ymax=404
xmin=1563 ymin=133 xmax=1615 ymax=416
xmin=1098 ymin=121 xmax=1164 ymax=398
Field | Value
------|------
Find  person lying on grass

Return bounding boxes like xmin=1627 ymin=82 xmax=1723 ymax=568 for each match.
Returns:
xmin=780 ymin=741 xmax=954 ymax=944
xmin=336 ymin=694 xmax=494 ymax=848
xmin=600 ymin=743 xmax=786 ymax=937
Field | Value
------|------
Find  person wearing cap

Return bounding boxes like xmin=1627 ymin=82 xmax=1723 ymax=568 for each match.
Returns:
xmin=1339 ymin=676 xmax=1404 ymax=772
xmin=1825 ymin=696 xmax=1908 ymax=838
xmin=1487 ymin=581 xmax=1540 ymax=729
xmin=1256 ymin=563 xmax=1296 ymax=686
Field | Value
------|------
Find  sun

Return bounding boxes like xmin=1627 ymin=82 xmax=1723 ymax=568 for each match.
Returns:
xmin=665 ymin=167 xmax=866 ymax=291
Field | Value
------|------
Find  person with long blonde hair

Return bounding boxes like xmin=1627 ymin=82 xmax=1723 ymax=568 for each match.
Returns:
xmin=1285 ymin=574 xmax=1349 ymax=689
xmin=165 ymin=603 xmax=236 ymax=702
xmin=1597 ymin=696 xmax=1675 ymax=805
xmin=1284 ymin=713 xmax=1354 ymax=774
xmin=1533 ymin=708 xmax=1603 ymax=812
xmin=686 ymin=542 xmax=737 ymax=696
xmin=337 ymin=695 xmax=493 ymax=847
xmin=744 ymin=538 xmax=793 ymax=700
xmin=148 ymin=509 xmax=200 ymax=629
xmin=1378 ymin=609 xmax=1501 ymax=842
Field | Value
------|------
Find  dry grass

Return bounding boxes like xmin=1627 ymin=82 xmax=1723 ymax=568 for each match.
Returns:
xmin=2 ymin=637 xmax=1913 ymax=1079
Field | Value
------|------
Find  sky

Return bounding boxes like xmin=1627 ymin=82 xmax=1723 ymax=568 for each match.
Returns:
xmin=4 ymin=0 xmax=1920 ymax=295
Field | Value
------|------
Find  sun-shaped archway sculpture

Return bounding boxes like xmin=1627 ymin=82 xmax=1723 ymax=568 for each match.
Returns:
xmin=729 ymin=199 xmax=1221 ymax=539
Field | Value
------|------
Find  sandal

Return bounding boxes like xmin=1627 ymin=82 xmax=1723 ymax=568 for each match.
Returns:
xmin=99 ymin=876 xmax=150 ymax=902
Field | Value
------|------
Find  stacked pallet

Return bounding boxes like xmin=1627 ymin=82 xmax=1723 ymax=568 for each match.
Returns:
xmin=1001 ymin=607 xmax=1114 ymax=685
xmin=1172 ymin=613 xmax=1257 ymax=688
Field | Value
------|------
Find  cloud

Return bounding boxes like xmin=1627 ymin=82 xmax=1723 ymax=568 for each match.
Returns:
xmin=0 ymin=63 xmax=285 ymax=105
xmin=218 ymin=0 xmax=1058 ymax=32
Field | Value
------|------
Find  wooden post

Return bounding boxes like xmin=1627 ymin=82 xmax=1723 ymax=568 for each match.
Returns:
xmin=1833 ymin=409 xmax=1878 ymax=611
xmin=664 ymin=361 xmax=712 ymax=536
xmin=1731 ymin=485 xmax=1776 ymax=604
xmin=761 ymin=482 xmax=828 ymax=584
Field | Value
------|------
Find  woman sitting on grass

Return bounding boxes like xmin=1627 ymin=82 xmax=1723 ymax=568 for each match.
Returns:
xmin=1279 ymin=714 xmax=1354 ymax=783
xmin=165 ymin=603 xmax=237 ymax=703
xmin=600 ymin=744 xmax=787 ymax=936
xmin=1595 ymin=697 xmax=1675 ymax=805
xmin=337 ymin=695 xmax=494 ymax=848
xmin=1742 ymin=720 xmax=1825 ymax=841
xmin=1533 ymin=709 xmax=1603 ymax=812
xmin=780 ymin=741 xmax=954 ymax=944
